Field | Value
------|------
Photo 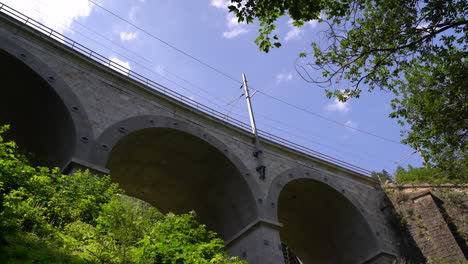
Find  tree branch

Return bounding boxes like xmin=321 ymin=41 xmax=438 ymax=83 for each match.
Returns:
xmin=364 ymin=20 xmax=467 ymax=54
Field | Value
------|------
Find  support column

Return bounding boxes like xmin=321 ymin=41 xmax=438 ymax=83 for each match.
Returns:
xmin=363 ymin=252 xmax=397 ymax=264
xmin=62 ymin=157 xmax=109 ymax=176
xmin=225 ymin=219 xmax=285 ymax=264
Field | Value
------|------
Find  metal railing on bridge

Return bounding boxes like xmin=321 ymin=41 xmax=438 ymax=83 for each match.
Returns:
xmin=0 ymin=3 xmax=372 ymax=177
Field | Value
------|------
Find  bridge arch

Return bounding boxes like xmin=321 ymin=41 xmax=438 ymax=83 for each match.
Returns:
xmin=0 ymin=34 xmax=92 ymax=169
xmin=266 ymin=168 xmax=379 ymax=264
xmin=94 ymin=115 xmax=260 ymax=241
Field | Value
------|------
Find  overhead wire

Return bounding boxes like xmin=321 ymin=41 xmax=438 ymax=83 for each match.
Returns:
xmin=70 ymin=14 xmax=233 ymax=105
xmin=223 ymin=88 xmax=396 ymax=165
xmin=233 ymin=105 xmax=398 ymax=165
xmin=88 ymin=0 xmax=242 ymax=84
xmin=72 ymin=19 xmax=220 ymax=100
xmin=5 ymin=1 xmax=407 ymax=173
xmin=24 ymin=2 xmax=250 ymax=121
xmin=226 ymin=93 xmax=244 ymax=118
xmin=1 ymin=2 xmax=375 ymax=175
xmin=394 ymin=151 xmax=417 ymax=165
xmin=84 ymin=0 xmax=407 ymax=166
xmin=255 ymin=90 xmax=403 ymax=145
xmin=224 ymin=87 xmax=399 ymax=164
xmin=88 ymin=0 xmax=404 ymax=147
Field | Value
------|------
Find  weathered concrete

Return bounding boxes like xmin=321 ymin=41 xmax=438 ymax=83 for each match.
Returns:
xmin=0 ymin=10 xmax=399 ymax=263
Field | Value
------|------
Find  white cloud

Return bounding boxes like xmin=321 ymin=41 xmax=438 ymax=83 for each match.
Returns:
xmin=154 ymin=64 xmax=165 ymax=75
xmin=128 ymin=5 xmax=138 ymax=22
xmin=2 ymin=0 xmax=94 ymax=34
xmin=109 ymin=56 xmax=131 ymax=75
xmin=223 ymin=27 xmax=247 ymax=39
xmin=306 ymin=19 xmax=320 ymax=27
xmin=416 ymin=22 xmax=429 ymax=29
xmin=120 ymin=31 xmax=138 ymax=41
xmin=223 ymin=12 xmax=248 ymax=39
xmin=345 ymin=120 xmax=358 ymax=132
xmin=285 ymin=27 xmax=302 ymax=42
xmin=416 ymin=22 xmax=431 ymax=36
xmin=276 ymin=72 xmax=293 ymax=85
xmin=210 ymin=1 xmax=248 ymax=39
xmin=210 ymin=0 xmax=229 ymax=8
xmin=284 ymin=18 xmax=320 ymax=42
xmin=325 ymin=98 xmax=350 ymax=112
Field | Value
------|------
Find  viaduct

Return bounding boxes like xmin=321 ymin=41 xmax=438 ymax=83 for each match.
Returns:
xmin=0 ymin=4 xmax=399 ymax=264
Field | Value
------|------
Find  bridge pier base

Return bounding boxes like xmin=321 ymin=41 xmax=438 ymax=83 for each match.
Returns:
xmin=225 ymin=219 xmax=285 ymax=264
xmin=363 ymin=252 xmax=397 ymax=264
xmin=63 ymin=157 xmax=109 ymax=176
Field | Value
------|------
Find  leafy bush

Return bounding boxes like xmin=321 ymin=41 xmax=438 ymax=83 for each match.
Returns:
xmin=371 ymin=169 xmax=392 ymax=182
xmin=0 ymin=125 xmax=246 ymax=264
xmin=394 ymin=165 xmax=467 ymax=184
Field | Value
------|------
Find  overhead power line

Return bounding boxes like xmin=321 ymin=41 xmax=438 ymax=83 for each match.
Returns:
xmin=27 ymin=1 xmax=245 ymax=118
xmin=88 ymin=0 xmax=403 ymax=146
xmin=394 ymin=150 xmax=417 ymax=165
xmin=47 ymin=5 xmax=392 ymax=165
xmin=88 ymin=0 xmax=242 ymax=84
xmin=0 ymin=2 xmax=379 ymax=175
xmin=256 ymin=90 xmax=403 ymax=145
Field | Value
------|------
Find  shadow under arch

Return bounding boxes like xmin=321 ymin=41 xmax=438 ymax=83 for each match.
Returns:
xmin=0 ymin=34 xmax=92 ymax=169
xmin=266 ymin=168 xmax=379 ymax=264
xmin=94 ymin=115 xmax=260 ymax=241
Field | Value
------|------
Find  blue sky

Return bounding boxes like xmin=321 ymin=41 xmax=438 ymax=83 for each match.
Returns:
xmin=1 ymin=0 xmax=424 ymax=175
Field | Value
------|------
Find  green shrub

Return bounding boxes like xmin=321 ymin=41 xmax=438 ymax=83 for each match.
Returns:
xmin=394 ymin=165 xmax=467 ymax=184
xmin=0 ymin=125 xmax=246 ymax=264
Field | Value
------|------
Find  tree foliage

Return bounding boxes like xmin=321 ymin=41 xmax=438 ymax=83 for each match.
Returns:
xmin=0 ymin=125 xmax=246 ymax=264
xmin=371 ymin=169 xmax=392 ymax=182
xmin=393 ymin=164 xmax=467 ymax=184
xmin=228 ymin=0 xmax=323 ymax=52
xmin=229 ymin=0 xmax=467 ymax=179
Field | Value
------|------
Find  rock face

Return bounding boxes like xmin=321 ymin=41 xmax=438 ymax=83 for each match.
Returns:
xmin=384 ymin=184 xmax=467 ymax=263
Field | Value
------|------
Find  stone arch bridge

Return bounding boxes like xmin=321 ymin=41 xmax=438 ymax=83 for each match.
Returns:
xmin=0 ymin=5 xmax=398 ymax=264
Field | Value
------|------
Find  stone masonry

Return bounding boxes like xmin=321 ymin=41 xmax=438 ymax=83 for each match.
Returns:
xmin=384 ymin=185 xmax=467 ymax=263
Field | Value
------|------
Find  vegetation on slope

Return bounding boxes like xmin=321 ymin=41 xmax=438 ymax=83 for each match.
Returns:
xmin=0 ymin=125 xmax=246 ymax=264
xmin=371 ymin=164 xmax=467 ymax=184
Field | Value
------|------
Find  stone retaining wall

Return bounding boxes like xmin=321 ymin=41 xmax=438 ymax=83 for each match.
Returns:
xmin=384 ymin=184 xmax=467 ymax=263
